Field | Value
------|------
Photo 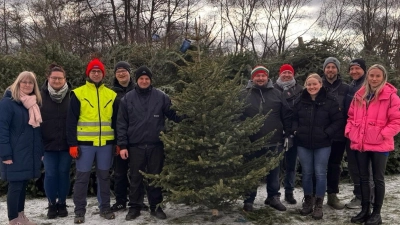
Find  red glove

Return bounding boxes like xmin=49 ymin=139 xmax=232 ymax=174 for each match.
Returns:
xmin=115 ymin=145 xmax=121 ymax=156
xmin=69 ymin=146 xmax=79 ymax=159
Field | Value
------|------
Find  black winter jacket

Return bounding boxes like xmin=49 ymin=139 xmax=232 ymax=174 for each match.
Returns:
xmin=274 ymin=81 xmax=303 ymax=108
xmin=322 ymin=75 xmax=349 ymax=141
xmin=344 ymin=74 xmax=366 ymax=114
xmin=111 ymin=77 xmax=134 ymax=131
xmin=292 ymin=87 xmax=343 ymax=150
xmin=117 ymin=86 xmax=181 ymax=149
xmin=40 ymin=81 xmax=71 ymax=151
xmin=242 ymin=80 xmax=293 ymax=145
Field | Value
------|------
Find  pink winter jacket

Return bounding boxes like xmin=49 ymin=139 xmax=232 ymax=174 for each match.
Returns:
xmin=345 ymin=83 xmax=400 ymax=152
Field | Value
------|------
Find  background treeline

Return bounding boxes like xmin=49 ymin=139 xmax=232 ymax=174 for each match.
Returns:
xmin=0 ymin=0 xmax=400 ymax=196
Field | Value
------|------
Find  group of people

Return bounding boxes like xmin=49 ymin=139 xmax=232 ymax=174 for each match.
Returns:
xmin=0 ymin=59 xmax=180 ymax=224
xmin=241 ymin=58 xmax=400 ymax=225
xmin=0 ymin=56 xmax=399 ymax=225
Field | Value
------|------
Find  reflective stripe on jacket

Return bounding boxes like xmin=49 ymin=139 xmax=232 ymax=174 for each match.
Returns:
xmin=73 ymin=81 xmax=116 ymax=146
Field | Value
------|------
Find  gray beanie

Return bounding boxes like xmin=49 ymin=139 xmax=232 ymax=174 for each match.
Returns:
xmin=114 ymin=61 xmax=131 ymax=74
xmin=323 ymin=57 xmax=340 ymax=72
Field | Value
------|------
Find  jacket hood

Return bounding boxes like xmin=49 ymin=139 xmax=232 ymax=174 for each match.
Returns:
xmin=246 ymin=79 xmax=274 ymax=89
xmin=356 ymin=82 xmax=398 ymax=101
xmin=2 ymin=88 xmax=11 ymax=98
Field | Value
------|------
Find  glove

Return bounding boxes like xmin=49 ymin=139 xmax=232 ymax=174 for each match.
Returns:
xmin=284 ymin=136 xmax=294 ymax=152
xmin=69 ymin=146 xmax=80 ymax=159
xmin=115 ymin=145 xmax=121 ymax=156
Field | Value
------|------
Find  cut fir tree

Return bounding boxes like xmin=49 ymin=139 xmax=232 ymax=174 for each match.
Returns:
xmin=143 ymin=55 xmax=282 ymax=217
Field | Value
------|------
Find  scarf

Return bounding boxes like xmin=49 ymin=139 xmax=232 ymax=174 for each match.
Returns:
xmin=20 ymin=90 xmax=42 ymax=128
xmin=276 ymin=77 xmax=296 ymax=90
xmin=48 ymin=83 xmax=68 ymax=103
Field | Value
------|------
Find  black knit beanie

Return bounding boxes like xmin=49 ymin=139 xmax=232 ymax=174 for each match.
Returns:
xmin=114 ymin=61 xmax=131 ymax=74
xmin=135 ymin=66 xmax=153 ymax=81
xmin=349 ymin=58 xmax=367 ymax=73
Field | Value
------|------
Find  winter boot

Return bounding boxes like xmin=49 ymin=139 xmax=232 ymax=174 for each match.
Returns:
xmin=345 ymin=196 xmax=362 ymax=209
xmin=18 ymin=212 xmax=36 ymax=225
xmin=265 ymin=195 xmax=287 ymax=211
xmin=312 ymin=197 xmax=324 ymax=220
xmin=110 ymin=202 xmax=126 ymax=212
xmin=285 ymin=193 xmax=297 ymax=204
xmin=57 ymin=202 xmax=68 ymax=217
xmin=300 ymin=195 xmax=314 ymax=215
xmin=74 ymin=213 xmax=85 ymax=224
xmin=47 ymin=203 xmax=58 ymax=219
xmin=327 ymin=193 xmax=345 ymax=210
xmin=100 ymin=209 xmax=115 ymax=220
xmin=350 ymin=202 xmax=370 ymax=223
xmin=150 ymin=207 xmax=167 ymax=220
xmin=125 ymin=208 xmax=141 ymax=221
xmin=365 ymin=204 xmax=382 ymax=225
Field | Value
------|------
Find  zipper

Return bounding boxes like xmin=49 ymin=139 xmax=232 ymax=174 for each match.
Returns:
xmin=104 ymin=100 xmax=112 ymax=108
xmin=83 ymin=98 xmax=94 ymax=108
xmin=97 ymin=86 xmax=101 ymax=145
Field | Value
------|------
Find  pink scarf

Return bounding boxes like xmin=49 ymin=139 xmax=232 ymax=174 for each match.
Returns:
xmin=20 ymin=91 xmax=42 ymax=128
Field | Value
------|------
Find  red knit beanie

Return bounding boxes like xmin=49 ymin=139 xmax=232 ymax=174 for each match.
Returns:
xmin=251 ymin=66 xmax=269 ymax=79
xmin=279 ymin=64 xmax=294 ymax=75
xmin=85 ymin=58 xmax=106 ymax=77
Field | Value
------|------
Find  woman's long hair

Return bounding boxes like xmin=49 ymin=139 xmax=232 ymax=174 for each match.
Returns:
xmin=10 ymin=71 xmax=42 ymax=106
xmin=358 ymin=64 xmax=388 ymax=105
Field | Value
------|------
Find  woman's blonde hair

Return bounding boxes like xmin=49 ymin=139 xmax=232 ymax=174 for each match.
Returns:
xmin=10 ymin=71 xmax=42 ymax=106
xmin=304 ymin=73 xmax=322 ymax=87
xmin=359 ymin=64 xmax=388 ymax=104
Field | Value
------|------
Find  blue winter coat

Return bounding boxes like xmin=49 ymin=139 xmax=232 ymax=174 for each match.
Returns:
xmin=0 ymin=91 xmax=43 ymax=181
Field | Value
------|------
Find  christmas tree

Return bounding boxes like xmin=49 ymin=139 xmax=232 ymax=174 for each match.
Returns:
xmin=144 ymin=53 xmax=282 ymax=213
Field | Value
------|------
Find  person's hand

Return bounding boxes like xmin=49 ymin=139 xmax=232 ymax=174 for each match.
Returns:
xmin=2 ymin=160 xmax=12 ymax=164
xmin=69 ymin=146 xmax=80 ymax=159
xmin=115 ymin=145 xmax=121 ymax=156
xmin=120 ymin=149 xmax=129 ymax=160
xmin=284 ymin=136 xmax=294 ymax=151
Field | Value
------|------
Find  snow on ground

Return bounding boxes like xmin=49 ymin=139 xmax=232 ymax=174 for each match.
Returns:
xmin=1 ymin=175 xmax=400 ymax=225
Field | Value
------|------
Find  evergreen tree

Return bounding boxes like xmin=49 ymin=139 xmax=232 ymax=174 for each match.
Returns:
xmin=144 ymin=53 xmax=282 ymax=212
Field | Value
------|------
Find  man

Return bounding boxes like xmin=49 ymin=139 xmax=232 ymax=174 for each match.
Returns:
xmin=242 ymin=65 xmax=292 ymax=212
xmin=67 ymin=58 xmax=117 ymax=223
xmin=321 ymin=57 xmax=349 ymax=210
xmin=110 ymin=61 xmax=149 ymax=212
xmin=116 ymin=66 xmax=181 ymax=221
xmin=344 ymin=58 xmax=374 ymax=209
xmin=273 ymin=64 xmax=303 ymax=205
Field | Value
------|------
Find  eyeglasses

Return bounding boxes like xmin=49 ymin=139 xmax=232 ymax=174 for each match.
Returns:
xmin=20 ymin=81 xmax=34 ymax=85
xmin=90 ymin=70 xmax=103 ymax=74
xmin=116 ymin=69 xmax=128 ymax=74
xmin=49 ymin=77 xmax=65 ymax=81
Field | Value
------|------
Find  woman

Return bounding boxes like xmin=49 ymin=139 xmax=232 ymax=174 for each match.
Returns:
xmin=346 ymin=64 xmax=400 ymax=225
xmin=40 ymin=64 xmax=72 ymax=219
xmin=292 ymin=73 xmax=343 ymax=220
xmin=0 ymin=71 xmax=43 ymax=225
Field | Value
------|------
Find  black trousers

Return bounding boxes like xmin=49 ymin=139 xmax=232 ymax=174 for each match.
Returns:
xmin=355 ymin=151 xmax=388 ymax=207
xmin=128 ymin=145 xmax=164 ymax=210
xmin=326 ymin=141 xmax=346 ymax=194
xmin=113 ymin=155 xmax=129 ymax=204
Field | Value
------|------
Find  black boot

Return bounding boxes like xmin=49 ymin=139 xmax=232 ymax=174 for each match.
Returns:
xmin=47 ymin=203 xmax=58 ymax=219
xmin=350 ymin=202 xmax=370 ymax=223
xmin=365 ymin=204 xmax=382 ymax=225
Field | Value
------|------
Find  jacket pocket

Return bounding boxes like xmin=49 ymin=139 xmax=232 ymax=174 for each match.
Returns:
xmin=364 ymin=124 xmax=384 ymax=144
xmin=348 ymin=123 xmax=360 ymax=144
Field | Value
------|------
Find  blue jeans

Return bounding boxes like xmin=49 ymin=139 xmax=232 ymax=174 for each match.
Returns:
xmin=244 ymin=146 xmax=282 ymax=203
xmin=298 ymin=146 xmax=331 ymax=197
xmin=43 ymin=151 xmax=72 ymax=204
